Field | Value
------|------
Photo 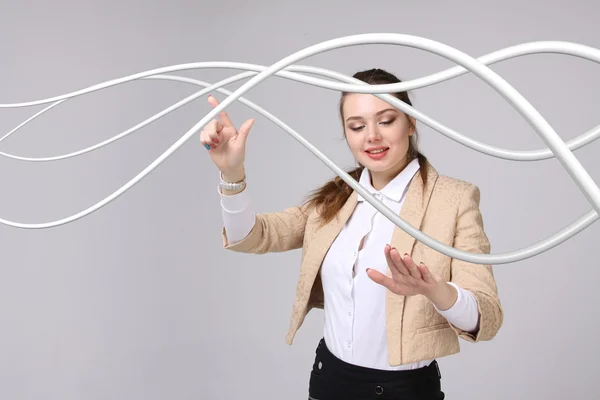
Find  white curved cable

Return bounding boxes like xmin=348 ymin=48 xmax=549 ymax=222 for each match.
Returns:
xmin=3 ymin=42 xmax=600 ymax=162
xmin=155 ymin=74 xmax=600 ymax=265
xmin=0 ymin=72 xmax=258 ymax=161
xmin=3 ymin=41 xmax=599 ymax=106
xmin=0 ymin=34 xmax=597 ymax=266
xmin=4 ymin=71 xmax=596 ymax=265
xmin=3 ymin=65 xmax=600 ymax=162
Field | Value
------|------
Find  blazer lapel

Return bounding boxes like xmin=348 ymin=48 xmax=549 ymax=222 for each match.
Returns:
xmin=386 ymin=162 xmax=438 ymax=362
xmin=294 ymin=191 xmax=358 ymax=310
xmin=304 ymin=191 xmax=358 ymax=277
xmin=391 ymin=160 xmax=439 ymax=256
xmin=287 ymin=191 xmax=358 ymax=341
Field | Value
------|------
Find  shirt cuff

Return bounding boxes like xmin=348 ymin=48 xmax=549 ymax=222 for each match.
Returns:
xmin=219 ymin=184 xmax=251 ymax=213
xmin=434 ymin=282 xmax=480 ymax=333
xmin=218 ymin=185 xmax=255 ymax=244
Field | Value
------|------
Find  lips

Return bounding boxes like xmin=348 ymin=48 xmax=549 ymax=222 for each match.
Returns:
xmin=365 ymin=147 xmax=389 ymax=160
xmin=365 ymin=147 xmax=389 ymax=154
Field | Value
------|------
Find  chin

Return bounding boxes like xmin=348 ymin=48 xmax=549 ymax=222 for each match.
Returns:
xmin=358 ymin=152 xmax=393 ymax=170
xmin=358 ymin=151 xmax=408 ymax=175
xmin=362 ymin=162 xmax=390 ymax=172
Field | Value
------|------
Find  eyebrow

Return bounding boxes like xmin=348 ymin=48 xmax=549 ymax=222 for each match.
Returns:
xmin=345 ymin=108 xmax=398 ymax=122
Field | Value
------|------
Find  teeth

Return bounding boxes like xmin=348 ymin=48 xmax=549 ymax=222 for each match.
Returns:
xmin=368 ymin=149 xmax=387 ymax=154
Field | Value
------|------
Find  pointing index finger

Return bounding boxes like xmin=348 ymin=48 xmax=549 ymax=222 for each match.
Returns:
xmin=208 ymin=95 xmax=234 ymax=127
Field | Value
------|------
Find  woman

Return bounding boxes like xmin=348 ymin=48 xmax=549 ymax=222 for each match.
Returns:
xmin=200 ymin=69 xmax=503 ymax=400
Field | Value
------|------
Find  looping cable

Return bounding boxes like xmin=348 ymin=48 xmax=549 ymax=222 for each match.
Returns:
xmin=0 ymin=34 xmax=598 ymax=265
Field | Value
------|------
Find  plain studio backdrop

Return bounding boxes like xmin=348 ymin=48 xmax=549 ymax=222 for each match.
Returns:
xmin=0 ymin=0 xmax=598 ymax=399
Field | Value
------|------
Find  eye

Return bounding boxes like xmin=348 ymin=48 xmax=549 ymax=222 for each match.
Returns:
xmin=349 ymin=125 xmax=364 ymax=132
xmin=379 ymin=118 xmax=395 ymax=126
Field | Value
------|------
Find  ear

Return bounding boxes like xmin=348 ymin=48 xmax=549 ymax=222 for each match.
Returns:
xmin=408 ymin=115 xmax=417 ymax=136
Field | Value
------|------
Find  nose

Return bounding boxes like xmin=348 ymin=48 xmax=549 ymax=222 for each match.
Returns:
xmin=366 ymin=125 xmax=382 ymax=142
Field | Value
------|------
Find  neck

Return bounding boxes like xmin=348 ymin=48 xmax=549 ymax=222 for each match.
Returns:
xmin=369 ymin=157 xmax=410 ymax=191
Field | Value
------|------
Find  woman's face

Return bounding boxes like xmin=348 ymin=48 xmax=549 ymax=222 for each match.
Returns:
xmin=342 ymin=93 xmax=414 ymax=186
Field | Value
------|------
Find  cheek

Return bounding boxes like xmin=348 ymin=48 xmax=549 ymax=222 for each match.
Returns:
xmin=386 ymin=128 xmax=411 ymax=147
xmin=345 ymin=135 xmax=363 ymax=153
xmin=394 ymin=135 xmax=410 ymax=147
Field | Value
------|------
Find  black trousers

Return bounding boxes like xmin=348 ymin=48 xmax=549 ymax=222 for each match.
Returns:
xmin=308 ymin=338 xmax=445 ymax=400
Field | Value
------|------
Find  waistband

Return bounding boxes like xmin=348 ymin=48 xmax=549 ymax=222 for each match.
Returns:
xmin=309 ymin=338 xmax=444 ymax=399
xmin=315 ymin=338 xmax=441 ymax=382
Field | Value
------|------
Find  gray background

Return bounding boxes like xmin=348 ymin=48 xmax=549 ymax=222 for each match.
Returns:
xmin=0 ymin=0 xmax=598 ymax=399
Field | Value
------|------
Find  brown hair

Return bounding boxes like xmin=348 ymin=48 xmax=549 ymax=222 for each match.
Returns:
xmin=303 ymin=68 xmax=428 ymax=225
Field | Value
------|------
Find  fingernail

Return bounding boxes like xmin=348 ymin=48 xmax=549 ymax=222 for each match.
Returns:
xmin=204 ymin=143 xmax=211 ymax=150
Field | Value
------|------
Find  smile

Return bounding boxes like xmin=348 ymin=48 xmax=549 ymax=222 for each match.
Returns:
xmin=365 ymin=147 xmax=389 ymax=159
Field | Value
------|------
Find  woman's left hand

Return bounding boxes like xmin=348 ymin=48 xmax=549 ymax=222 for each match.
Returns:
xmin=367 ymin=244 xmax=440 ymax=298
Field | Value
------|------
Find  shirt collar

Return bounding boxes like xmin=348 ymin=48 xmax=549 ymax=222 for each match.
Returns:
xmin=356 ymin=158 xmax=420 ymax=203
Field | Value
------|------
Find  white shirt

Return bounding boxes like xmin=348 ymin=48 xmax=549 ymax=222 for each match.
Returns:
xmin=219 ymin=159 xmax=480 ymax=370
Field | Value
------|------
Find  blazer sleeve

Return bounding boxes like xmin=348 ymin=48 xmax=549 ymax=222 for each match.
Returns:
xmin=448 ymin=183 xmax=504 ymax=343
xmin=221 ymin=202 xmax=310 ymax=254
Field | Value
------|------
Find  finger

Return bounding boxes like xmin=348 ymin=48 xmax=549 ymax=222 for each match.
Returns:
xmin=236 ymin=118 xmax=255 ymax=144
xmin=199 ymin=130 xmax=214 ymax=150
xmin=200 ymin=137 xmax=213 ymax=150
xmin=384 ymin=246 xmax=405 ymax=282
xmin=386 ymin=246 xmax=410 ymax=276
xmin=402 ymin=254 xmax=424 ymax=280
xmin=366 ymin=268 xmax=397 ymax=292
xmin=388 ymin=263 xmax=408 ymax=288
xmin=418 ymin=264 xmax=436 ymax=284
xmin=383 ymin=245 xmax=396 ymax=270
xmin=207 ymin=127 xmax=222 ymax=145
xmin=208 ymin=95 xmax=234 ymax=127
xmin=210 ymin=119 xmax=224 ymax=134
xmin=201 ymin=127 xmax=217 ymax=146
xmin=207 ymin=119 xmax=225 ymax=142
xmin=200 ymin=120 xmax=223 ymax=149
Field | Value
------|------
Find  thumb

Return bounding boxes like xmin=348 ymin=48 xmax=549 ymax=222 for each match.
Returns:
xmin=237 ymin=118 xmax=255 ymax=143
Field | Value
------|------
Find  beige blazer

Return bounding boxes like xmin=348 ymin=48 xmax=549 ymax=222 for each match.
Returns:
xmin=221 ymin=161 xmax=503 ymax=366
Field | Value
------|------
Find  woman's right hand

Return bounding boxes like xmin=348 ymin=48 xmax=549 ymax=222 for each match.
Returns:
xmin=200 ymin=95 xmax=255 ymax=180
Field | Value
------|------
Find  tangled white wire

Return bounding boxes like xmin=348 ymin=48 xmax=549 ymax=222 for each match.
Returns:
xmin=1 ymin=34 xmax=599 ymax=265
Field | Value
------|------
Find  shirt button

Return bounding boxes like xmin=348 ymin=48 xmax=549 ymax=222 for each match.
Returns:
xmin=347 ymin=342 xmax=351 ymax=348
xmin=348 ymin=311 xmax=352 ymax=316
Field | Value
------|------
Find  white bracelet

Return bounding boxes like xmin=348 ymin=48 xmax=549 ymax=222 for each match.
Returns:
xmin=219 ymin=172 xmax=246 ymax=191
